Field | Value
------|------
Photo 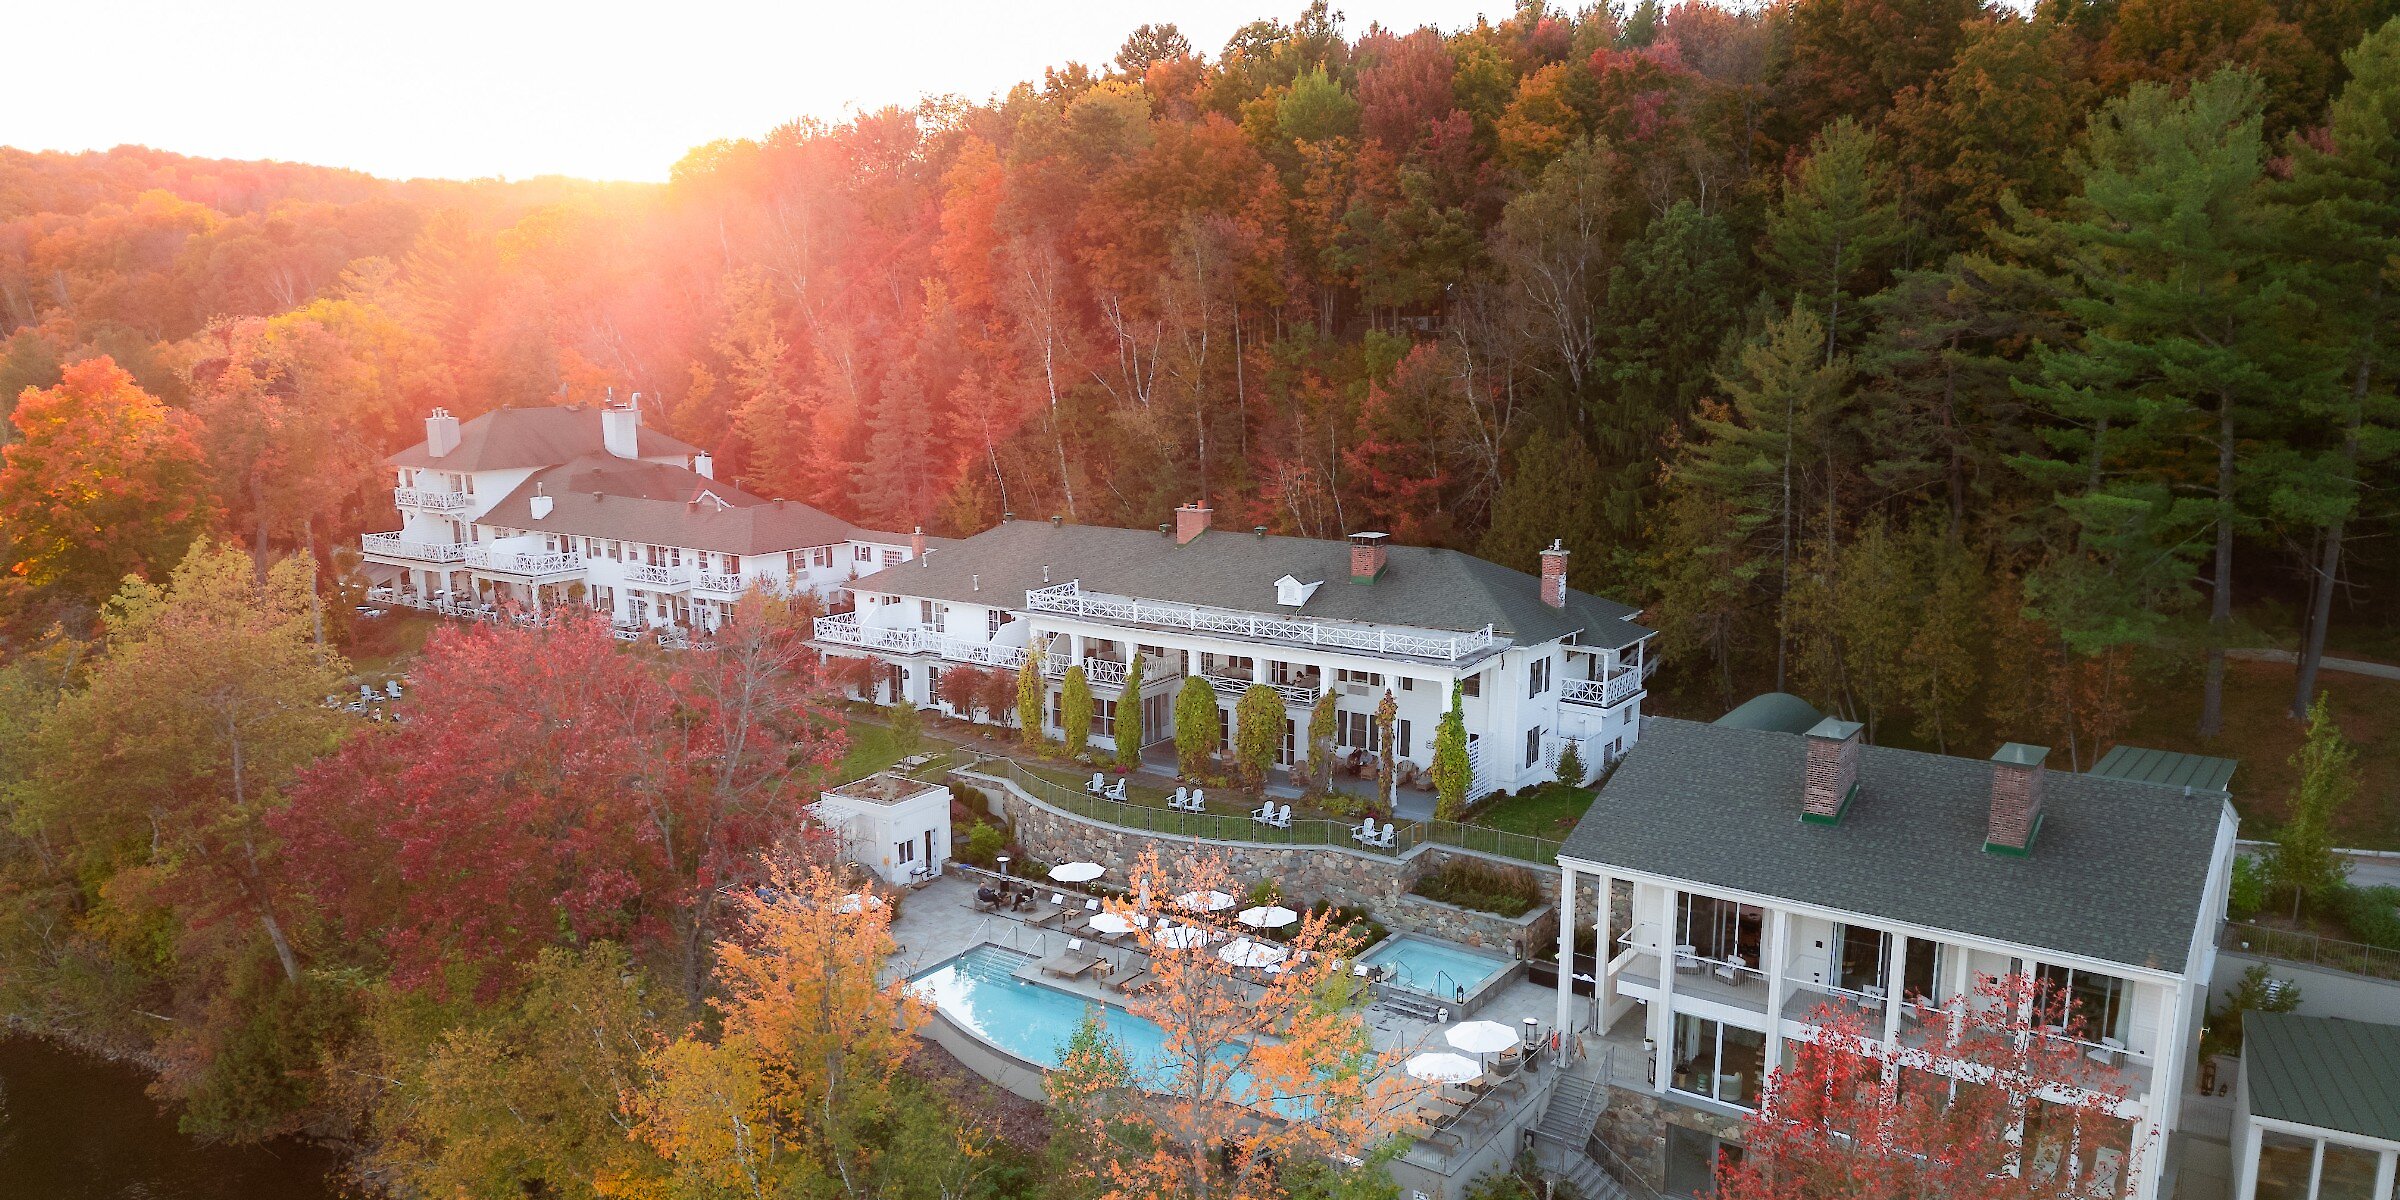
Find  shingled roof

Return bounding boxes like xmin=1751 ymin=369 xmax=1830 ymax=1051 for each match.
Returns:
xmin=478 ymin=456 xmax=923 ymax=556
xmin=385 ymin=405 xmax=701 ymax=472
xmin=1560 ymin=718 xmax=2230 ymax=973
xmin=2242 ymin=1012 xmax=2400 ymax=1141
xmin=848 ymin=518 xmax=1653 ymax=650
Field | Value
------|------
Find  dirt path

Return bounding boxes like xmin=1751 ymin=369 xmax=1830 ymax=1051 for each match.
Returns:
xmin=2227 ymin=648 xmax=2400 ymax=683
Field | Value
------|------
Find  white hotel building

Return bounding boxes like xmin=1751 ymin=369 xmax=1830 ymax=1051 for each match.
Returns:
xmin=1552 ymin=711 xmax=2242 ymax=1199
xmin=360 ymin=403 xmax=926 ymax=628
xmin=813 ymin=502 xmax=1656 ymax=795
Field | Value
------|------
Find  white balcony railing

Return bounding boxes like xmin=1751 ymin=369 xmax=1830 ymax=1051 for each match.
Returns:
xmin=394 ymin=486 xmax=473 ymax=512
xmin=361 ymin=531 xmax=468 ymax=564
xmin=625 ymin=563 xmax=693 ymax=589
xmin=812 ymin=613 xmax=930 ymax=654
xmin=462 ymin=546 xmax=583 ymax=576
xmin=1561 ymin=671 xmax=1645 ymax=710
xmin=1024 ymin=580 xmax=1498 ymax=663
xmin=695 ymin=572 xmax=745 ymax=595
xmin=1198 ymin=671 xmax=1317 ymax=708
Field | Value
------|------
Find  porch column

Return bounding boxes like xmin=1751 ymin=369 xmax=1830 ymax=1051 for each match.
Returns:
xmin=1251 ymin=656 xmax=1267 ymax=684
xmin=1651 ymin=885 xmax=1677 ymax=1094
xmin=1946 ymin=943 xmax=1972 ymax=1048
xmin=1765 ymin=908 xmax=1791 ymax=1073
xmin=1068 ymin=631 xmax=1084 ymax=666
xmin=1593 ymin=872 xmax=1617 ymax=1021
xmin=1885 ymin=934 xmax=1908 ymax=1047
xmin=1555 ymin=863 xmax=1578 ymax=1044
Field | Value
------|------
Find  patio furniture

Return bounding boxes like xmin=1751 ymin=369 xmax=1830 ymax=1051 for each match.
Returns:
xmin=1249 ymin=801 xmax=1275 ymax=823
xmin=1673 ymin=945 xmax=1703 ymax=975
xmin=1371 ymin=824 xmax=1398 ymax=849
xmin=1353 ymin=817 xmax=1378 ymax=844
xmin=1172 ymin=786 xmax=1190 ymax=809
xmin=385 ymin=680 xmax=403 ymax=700
xmin=2088 ymin=1036 xmax=2125 ymax=1068
xmin=1037 ymin=940 xmax=1107 ymax=980
xmin=1087 ymin=773 xmax=1106 ymax=794
xmin=1713 ymin=959 xmax=1741 ymax=984
xmin=1108 ymin=968 xmax=1153 ymax=995
xmin=1268 ymin=803 xmax=1293 ymax=829
xmin=1860 ymin=985 xmax=1887 ymax=1015
xmin=1189 ymin=788 xmax=1205 ymax=809
xmin=1105 ymin=779 xmax=1128 ymax=802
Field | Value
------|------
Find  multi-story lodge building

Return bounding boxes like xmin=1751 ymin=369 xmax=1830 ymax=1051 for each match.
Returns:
xmin=1552 ymin=711 xmax=2240 ymax=1200
xmin=361 ymin=403 xmax=925 ymax=629
xmin=813 ymin=503 xmax=1656 ymax=795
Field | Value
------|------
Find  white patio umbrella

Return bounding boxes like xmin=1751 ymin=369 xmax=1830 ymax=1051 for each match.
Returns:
xmin=1153 ymin=925 xmax=1209 ymax=949
xmin=1217 ymin=938 xmax=1288 ymax=969
xmin=1404 ymin=1052 xmax=1483 ymax=1083
xmin=1444 ymin=1020 xmax=1518 ymax=1055
xmin=1236 ymin=905 xmax=1300 ymax=929
xmin=1088 ymin=911 xmax=1136 ymax=936
xmin=1049 ymin=862 xmax=1105 ymax=884
xmin=1176 ymin=889 xmax=1238 ymax=912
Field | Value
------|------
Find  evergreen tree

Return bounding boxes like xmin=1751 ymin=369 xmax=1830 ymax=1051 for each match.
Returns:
xmin=2270 ymin=693 xmax=2356 ymax=918
xmin=1017 ymin=641 xmax=1048 ymax=747
xmin=1061 ymin=665 xmax=1093 ymax=756
xmin=1482 ymin=429 xmax=1610 ymax=580
xmin=2012 ymin=69 xmax=2299 ymax=735
xmin=1174 ymin=676 xmax=1220 ymax=777
xmin=1430 ymin=684 xmax=1471 ymax=821
xmin=1232 ymin=684 xmax=1284 ymax=789
xmin=2274 ymin=17 xmax=2400 ymax=720
xmin=1762 ymin=118 xmax=1905 ymax=364
xmin=1854 ymin=257 xmax=2042 ymax=536
xmin=1596 ymin=202 xmax=1747 ymax=538
xmin=1115 ymin=653 xmax=1147 ymax=768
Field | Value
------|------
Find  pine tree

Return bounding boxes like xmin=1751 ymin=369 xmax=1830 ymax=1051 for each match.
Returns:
xmin=1595 ymin=202 xmax=1747 ymax=537
xmin=2274 ymin=17 xmax=2400 ymax=720
xmin=1430 ymin=683 xmax=1471 ymax=822
xmin=1115 ymin=653 xmax=1147 ymax=769
xmin=1061 ymin=665 xmax=1093 ymax=757
xmin=1762 ymin=118 xmax=1904 ymax=364
xmin=1017 ymin=641 xmax=1048 ymax=747
xmin=2012 ymin=69 xmax=2298 ymax=735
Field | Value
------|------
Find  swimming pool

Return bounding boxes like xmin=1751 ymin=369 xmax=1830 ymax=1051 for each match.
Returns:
xmin=909 ymin=945 xmax=1194 ymax=1076
xmin=1360 ymin=935 xmax=1511 ymax=1000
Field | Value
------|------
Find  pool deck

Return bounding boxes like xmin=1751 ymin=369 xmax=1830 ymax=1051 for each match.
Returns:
xmin=886 ymin=871 xmax=1618 ymax=1192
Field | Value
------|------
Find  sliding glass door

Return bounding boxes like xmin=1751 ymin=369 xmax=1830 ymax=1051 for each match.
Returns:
xmin=1669 ymin=1014 xmax=1769 ymax=1109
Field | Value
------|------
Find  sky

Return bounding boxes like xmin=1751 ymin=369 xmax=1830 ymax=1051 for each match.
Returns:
xmin=9 ymin=0 xmax=1500 ymax=183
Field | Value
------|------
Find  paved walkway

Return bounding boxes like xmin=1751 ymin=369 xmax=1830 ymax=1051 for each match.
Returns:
xmin=2226 ymin=647 xmax=2400 ymax=683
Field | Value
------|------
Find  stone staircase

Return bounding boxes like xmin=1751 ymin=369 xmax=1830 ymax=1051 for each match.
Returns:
xmin=1531 ymin=1069 xmax=1632 ymax=1200
xmin=1372 ymin=984 xmax=1449 ymax=1022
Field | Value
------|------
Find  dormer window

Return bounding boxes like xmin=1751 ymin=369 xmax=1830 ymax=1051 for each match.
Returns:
xmin=1274 ymin=575 xmax=1322 ymax=607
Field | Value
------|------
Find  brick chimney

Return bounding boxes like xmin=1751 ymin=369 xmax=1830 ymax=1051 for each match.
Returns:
xmin=1986 ymin=744 xmax=2049 ymax=855
xmin=910 ymin=526 xmax=927 ymax=559
xmin=1174 ymin=501 xmax=1213 ymax=545
xmin=1349 ymin=532 xmax=1389 ymax=583
xmin=424 ymin=408 xmax=461 ymax=458
xmin=1540 ymin=539 xmax=1570 ymax=608
xmin=601 ymin=401 xmax=641 ymax=460
xmin=1802 ymin=717 xmax=1864 ymax=824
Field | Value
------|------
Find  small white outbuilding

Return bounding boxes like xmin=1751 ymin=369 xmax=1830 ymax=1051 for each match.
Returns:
xmin=810 ymin=772 xmax=952 ymax=888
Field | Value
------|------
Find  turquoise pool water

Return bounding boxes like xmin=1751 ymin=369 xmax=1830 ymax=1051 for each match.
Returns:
xmin=909 ymin=945 xmax=1308 ymax=1114
xmin=1360 ymin=935 xmax=1510 ymax=998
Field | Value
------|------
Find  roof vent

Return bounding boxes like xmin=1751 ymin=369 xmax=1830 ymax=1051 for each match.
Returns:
xmin=972 ymin=574 xmax=980 ymax=592
xmin=1254 ymin=525 xmax=1267 ymax=538
xmin=1051 ymin=515 xmax=1063 ymax=528
xmin=1043 ymin=564 xmax=1051 ymax=584
xmin=1003 ymin=511 xmax=1014 ymax=522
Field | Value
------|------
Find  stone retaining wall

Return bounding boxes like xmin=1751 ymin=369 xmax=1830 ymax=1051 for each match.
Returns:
xmin=1385 ymin=891 xmax=1554 ymax=960
xmin=1593 ymin=1083 xmax=1751 ymax=1195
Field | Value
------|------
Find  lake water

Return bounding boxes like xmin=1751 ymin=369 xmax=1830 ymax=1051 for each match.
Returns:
xmin=0 ymin=1034 xmax=343 ymax=1200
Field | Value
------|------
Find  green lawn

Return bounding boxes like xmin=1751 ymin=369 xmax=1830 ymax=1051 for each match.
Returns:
xmin=835 ymin=721 xmax=962 ymax=784
xmin=1471 ymin=783 xmax=1595 ymax=840
xmin=346 ymin=611 xmax=439 ymax=679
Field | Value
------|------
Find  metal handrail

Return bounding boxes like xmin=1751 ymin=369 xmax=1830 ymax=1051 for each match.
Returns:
xmin=2221 ymin=921 xmax=2400 ymax=982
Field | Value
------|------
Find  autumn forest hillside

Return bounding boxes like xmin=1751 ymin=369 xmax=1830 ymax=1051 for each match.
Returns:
xmin=7 ymin=0 xmax=2400 ymax=801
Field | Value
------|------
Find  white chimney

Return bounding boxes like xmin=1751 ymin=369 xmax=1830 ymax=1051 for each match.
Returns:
xmin=692 ymin=451 xmax=713 ymax=479
xmin=601 ymin=402 xmax=640 ymax=460
xmin=425 ymin=408 xmax=461 ymax=459
xmin=530 ymin=483 xmax=552 ymax=520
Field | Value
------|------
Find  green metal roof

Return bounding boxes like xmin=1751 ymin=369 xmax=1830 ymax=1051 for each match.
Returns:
xmin=1714 ymin=692 xmax=1826 ymax=734
xmin=2088 ymin=745 xmax=2238 ymax=796
xmin=2243 ymin=1012 xmax=2400 ymax=1141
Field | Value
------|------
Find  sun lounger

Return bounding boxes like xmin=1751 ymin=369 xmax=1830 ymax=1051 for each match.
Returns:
xmin=1108 ymin=968 xmax=1153 ymax=995
xmin=1024 ymin=900 xmax=1066 ymax=927
xmin=1036 ymin=939 xmax=1107 ymax=980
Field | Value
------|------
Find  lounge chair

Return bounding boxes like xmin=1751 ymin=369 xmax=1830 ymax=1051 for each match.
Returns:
xmin=1372 ymin=825 xmax=1398 ymax=849
xmin=1024 ymin=899 xmax=1066 ymax=927
xmin=1250 ymin=801 xmax=1275 ymax=822
xmin=1172 ymin=786 xmax=1190 ymax=809
xmin=1270 ymin=804 xmax=1293 ymax=829
xmin=1036 ymin=939 xmax=1107 ymax=980
xmin=385 ymin=679 xmax=403 ymax=700
xmin=1088 ymin=773 xmax=1106 ymax=794
xmin=1106 ymin=779 xmax=1128 ymax=802
xmin=1189 ymin=788 xmax=1205 ymax=809
xmin=1108 ymin=968 xmax=1153 ymax=995
xmin=1353 ymin=817 xmax=1378 ymax=844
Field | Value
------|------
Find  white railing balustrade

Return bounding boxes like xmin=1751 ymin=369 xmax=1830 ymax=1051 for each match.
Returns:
xmin=811 ymin=613 xmax=931 ymax=654
xmin=1024 ymin=580 xmax=1498 ymax=663
xmin=696 ymin=572 xmax=745 ymax=594
xmin=362 ymin=532 xmax=468 ymax=564
xmin=625 ymin=563 xmax=692 ymax=588
xmin=461 ymin=546 xmax=583 ymax=575
xmin=1561 ymin=671 xmax=1645 ymax=709
xmin=393 ymin=486 xmax=472 ymax=512
xmin=1198 ymin=672 xmax=1316 ymax=707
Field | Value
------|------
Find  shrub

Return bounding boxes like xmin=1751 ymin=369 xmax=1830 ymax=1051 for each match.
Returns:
xmin=1061 ymin=665 xmax=1093 ymax=756
xmin=1555 ymin=740 xmax=1586 ymax=787
xmin=2203 ymin=963 xmax=2303 ymax=1059
xmin=1412 ymin=860 xmax=1541 ymax=917
xmin=1232 ymin=683 xmax=1283 ymax=788
xmin=959 ymin=822 xmax=1007 ymax=868
xmin=2331 ymin=883 xmax=2400 ymax=951
xmin=1016 ymin=643 xmax=1047 ymax=745
xmin=1304 ymin=899 xmax=1388 ymax=949
xmin=1114 ymin=652 xmax=1147 ymax=768
xmin=951 ymin=781 xmax=989 ymax=813
xmin=2228 ymin=854 xmax=2266 ymax=921
xmin=1174 ymin=675 xmax=1220 ymax=776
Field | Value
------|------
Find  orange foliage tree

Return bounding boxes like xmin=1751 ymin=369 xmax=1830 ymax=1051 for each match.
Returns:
xmin=0 ymin=356 xmax=213 ymax=610
xmin=1046 ymin=850 xmax=1417 ymax=1200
